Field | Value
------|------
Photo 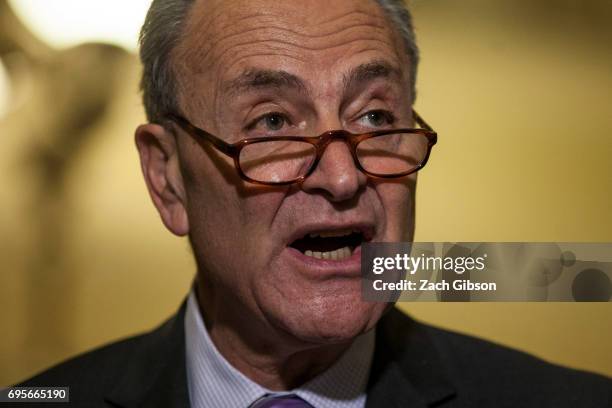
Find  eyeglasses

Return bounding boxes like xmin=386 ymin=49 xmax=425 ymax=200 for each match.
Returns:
xmin=167 ymin=110 xmax=437 ymax=186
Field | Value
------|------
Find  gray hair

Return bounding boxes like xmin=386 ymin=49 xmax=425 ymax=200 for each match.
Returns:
xmin=139 ymin=0 xmax=419 ymax=123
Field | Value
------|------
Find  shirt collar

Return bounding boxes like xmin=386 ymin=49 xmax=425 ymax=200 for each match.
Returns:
xmin=184 ymin=289 xmax=375 ymax=408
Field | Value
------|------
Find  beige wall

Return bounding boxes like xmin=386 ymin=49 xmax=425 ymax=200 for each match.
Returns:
xmin=1 ymin=0 xmax=611 ymax=386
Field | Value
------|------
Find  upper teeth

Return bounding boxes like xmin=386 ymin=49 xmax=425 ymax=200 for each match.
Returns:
xmin=308 ymin=229 xmax=355 ymax=239
xmin=304 ymin=247 xmax=353 ymax=260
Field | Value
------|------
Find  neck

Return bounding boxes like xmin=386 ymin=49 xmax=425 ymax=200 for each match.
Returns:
xmin=195 ymin=281 xmax=353 ymax=391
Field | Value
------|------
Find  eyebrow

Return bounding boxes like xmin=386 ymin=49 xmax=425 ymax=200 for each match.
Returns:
xmin=222 ymin=60 xmax=402 ymax=100
xmin=342 ymin=60 xmax=403 ymax=95
xmin=223 ymin=69 xmax=309 ymax=98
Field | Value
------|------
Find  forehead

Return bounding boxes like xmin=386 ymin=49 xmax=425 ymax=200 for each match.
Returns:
xmin=176 ymin=0 xmax=406 ymax=91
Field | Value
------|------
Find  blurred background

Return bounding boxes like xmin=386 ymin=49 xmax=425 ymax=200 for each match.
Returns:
xmin=1 ymin=0 xmax=611 ymax=386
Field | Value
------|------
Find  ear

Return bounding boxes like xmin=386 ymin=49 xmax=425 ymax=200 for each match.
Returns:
xmin=135 ymin=123 xmax=189 ymax=236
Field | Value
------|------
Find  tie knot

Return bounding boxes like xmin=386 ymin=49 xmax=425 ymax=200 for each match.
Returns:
xmin=250 ymin=394 xmax=313 ymax=408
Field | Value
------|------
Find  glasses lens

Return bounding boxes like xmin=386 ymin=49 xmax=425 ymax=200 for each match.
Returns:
xmin=239 ymin=140 xmax=316 ymax=183
xmin=356 ymin=132 xmax=429 ymax=176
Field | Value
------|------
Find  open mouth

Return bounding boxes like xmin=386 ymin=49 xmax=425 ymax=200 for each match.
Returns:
xmin=289 ymin=229 xmax=368 ymax=261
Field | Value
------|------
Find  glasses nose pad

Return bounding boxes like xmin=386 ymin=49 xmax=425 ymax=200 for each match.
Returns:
xmin=300 ymin=134 xmax=367 ymax=200
xmin=311 ymin=133 xmax=362 ymax=174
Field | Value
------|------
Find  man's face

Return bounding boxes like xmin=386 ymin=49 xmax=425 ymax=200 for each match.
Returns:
xmin=170 ymin=0 xmax=416 ymax=343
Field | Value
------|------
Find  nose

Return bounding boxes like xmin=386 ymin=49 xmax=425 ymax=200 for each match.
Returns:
xmin=300 ymin=137 xmax=367 ymax=202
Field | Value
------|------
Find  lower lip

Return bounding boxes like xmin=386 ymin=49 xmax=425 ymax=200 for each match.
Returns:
xmin=284 ymin=245 xmax=363 ymax=278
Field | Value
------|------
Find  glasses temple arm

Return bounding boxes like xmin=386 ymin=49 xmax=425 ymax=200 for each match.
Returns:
xmin=166 ymin=113 xmax=236 ymax=157
xmin=412 ymin=110 xmax=434 ymax=132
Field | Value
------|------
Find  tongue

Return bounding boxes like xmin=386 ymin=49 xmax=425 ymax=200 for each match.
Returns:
xmin=291 ymin=233 xmax=362 ymax=253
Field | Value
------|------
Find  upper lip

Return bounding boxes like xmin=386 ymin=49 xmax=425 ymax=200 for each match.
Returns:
xmin=286 ymin=222 xmax=376 ymax=246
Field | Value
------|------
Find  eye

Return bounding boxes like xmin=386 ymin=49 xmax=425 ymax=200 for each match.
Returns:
xmin=250 ymin=112 xmax=288 ymax=132
xmin=358 ymin=110 xmax=395 ymax=128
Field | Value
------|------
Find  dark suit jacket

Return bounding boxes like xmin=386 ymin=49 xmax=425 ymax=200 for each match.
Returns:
xmin=19 ymin=303 xmax=612 ymax=407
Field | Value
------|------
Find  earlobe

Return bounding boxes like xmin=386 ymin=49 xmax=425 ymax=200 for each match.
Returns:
xmin=134 ymin=123 xmax=190 ymax=236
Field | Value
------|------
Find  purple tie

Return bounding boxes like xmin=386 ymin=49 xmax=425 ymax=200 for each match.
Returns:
xmin=250 ymin=394 xmax=314 ymax=408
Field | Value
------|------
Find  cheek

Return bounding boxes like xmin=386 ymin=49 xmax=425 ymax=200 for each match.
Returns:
xmin=179 ymin=140 xmax=263 ymax=244
xmin=375 ymin=177 xmax=416 ymax=240
xmin=184 ymin=160 xmax=289 ymax=280
xmin=186 ymin=183 xmax=292 ymax=316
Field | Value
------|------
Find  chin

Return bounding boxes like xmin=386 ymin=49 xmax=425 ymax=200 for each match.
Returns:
xmin=270 ymin=289 xmax=387 ymax=345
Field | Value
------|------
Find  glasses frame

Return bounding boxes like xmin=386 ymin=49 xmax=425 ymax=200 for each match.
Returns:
xmin=166 ymin=110 xmax=438 ymax=186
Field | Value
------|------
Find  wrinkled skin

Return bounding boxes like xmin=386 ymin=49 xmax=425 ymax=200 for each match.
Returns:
xmin=136 ymin=0 xmax=416 ymax=390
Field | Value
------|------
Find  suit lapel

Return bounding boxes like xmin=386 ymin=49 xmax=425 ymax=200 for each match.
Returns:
xmin=104 ymin=301 xmax=190 ymax=408
xmin=366 ymin=308 xmax=456 ymax=407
